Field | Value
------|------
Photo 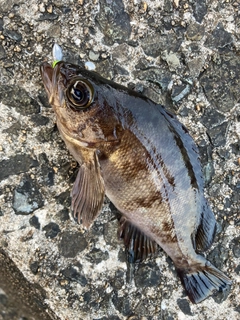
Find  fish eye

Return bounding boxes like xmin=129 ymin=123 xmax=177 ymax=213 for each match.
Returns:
xmin=66 ymin=79 xmax=94 ymax=109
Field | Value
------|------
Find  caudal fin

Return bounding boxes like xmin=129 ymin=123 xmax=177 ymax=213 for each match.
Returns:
xmin=177 ymin=262 xmax=232 ymax=304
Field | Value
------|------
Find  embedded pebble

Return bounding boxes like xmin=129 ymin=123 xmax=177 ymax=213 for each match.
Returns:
xmin=89 ymin=50 xmax=99 ymax=61
xmin=0 ymin=155 xmax=39 ymax=181
xmin=43 ymin=222 xmax=61 ymax=239
xmin=12 ymin=175 xmax=44 ymax=215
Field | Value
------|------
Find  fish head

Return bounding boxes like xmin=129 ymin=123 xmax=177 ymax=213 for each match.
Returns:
xmin=40 ymin=61 xmax=123 ymax=148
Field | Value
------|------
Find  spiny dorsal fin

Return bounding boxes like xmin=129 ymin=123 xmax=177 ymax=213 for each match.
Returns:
xmin=118 ymin=217 xmax=159 ymax=263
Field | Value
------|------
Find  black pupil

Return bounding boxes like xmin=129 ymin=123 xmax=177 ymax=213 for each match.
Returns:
xmin=73 ymin=88 xmax=83 ymax=100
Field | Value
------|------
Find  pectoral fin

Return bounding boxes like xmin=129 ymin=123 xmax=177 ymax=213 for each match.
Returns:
xmin=71 ymin=151 xmax=105 ymax=228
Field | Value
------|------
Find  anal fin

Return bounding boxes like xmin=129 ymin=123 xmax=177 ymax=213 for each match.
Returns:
xmin=118 ymin=217 xmax=159 ymax=263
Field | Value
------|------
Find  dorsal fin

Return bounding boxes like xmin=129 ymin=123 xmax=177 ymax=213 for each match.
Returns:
xmin=118 ymin=217 xmax=159 ymax=263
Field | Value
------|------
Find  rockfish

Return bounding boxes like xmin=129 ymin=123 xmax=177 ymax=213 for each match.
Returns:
xmin=40 ymin=56 xmax=231 ymax=303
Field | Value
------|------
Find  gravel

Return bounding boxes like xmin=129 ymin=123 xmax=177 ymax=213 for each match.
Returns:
xmin=0 ymin=0 xmax=239 ymax=319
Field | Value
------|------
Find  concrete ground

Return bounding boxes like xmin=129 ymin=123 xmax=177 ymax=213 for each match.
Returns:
xmin=0 ymin=0 xmax=239 ymax=319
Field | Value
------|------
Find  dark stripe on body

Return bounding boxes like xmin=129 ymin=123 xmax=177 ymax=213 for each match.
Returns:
xmin=171 ymin=129 xmax=199 ymax=190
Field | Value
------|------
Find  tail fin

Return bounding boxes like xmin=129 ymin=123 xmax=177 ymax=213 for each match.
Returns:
xmin=177 ymin=262 xmax=232 ymax=304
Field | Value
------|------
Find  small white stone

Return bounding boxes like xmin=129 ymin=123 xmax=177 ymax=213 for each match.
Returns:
xmin=74 ymin=38 xmax=81 ymax=46
xmin=101 ymin=53 xmax=107 ymax=59
xmin=84 ymin=61 xmax=96 ymax=70
xmin=89 ymin=50 xmax=99 ymax=61
xmin=39 ymin=3 xmax=45 ymax=12
xmin=173 ymin=0 xmax=179 ymax=8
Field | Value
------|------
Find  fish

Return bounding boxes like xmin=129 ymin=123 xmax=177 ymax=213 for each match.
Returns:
xmin=40 ymin=54 xmax=232 ymax=304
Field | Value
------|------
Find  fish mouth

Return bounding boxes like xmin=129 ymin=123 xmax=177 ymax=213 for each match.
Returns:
xmin=40 ymin=61 xmax=63 ymax=105
xmin=40 ymin=62 xmax=92 ymax=147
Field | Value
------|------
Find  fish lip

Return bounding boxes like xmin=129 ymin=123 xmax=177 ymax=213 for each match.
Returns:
xmin=40 ymin=62 xmax=54 ymax=96
xmin=40 ymin=61 xmax=64 ymax=105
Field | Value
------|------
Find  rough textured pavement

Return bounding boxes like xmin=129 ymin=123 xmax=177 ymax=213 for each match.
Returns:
xmin=0 ymin=0 xmax=239 ymax=319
